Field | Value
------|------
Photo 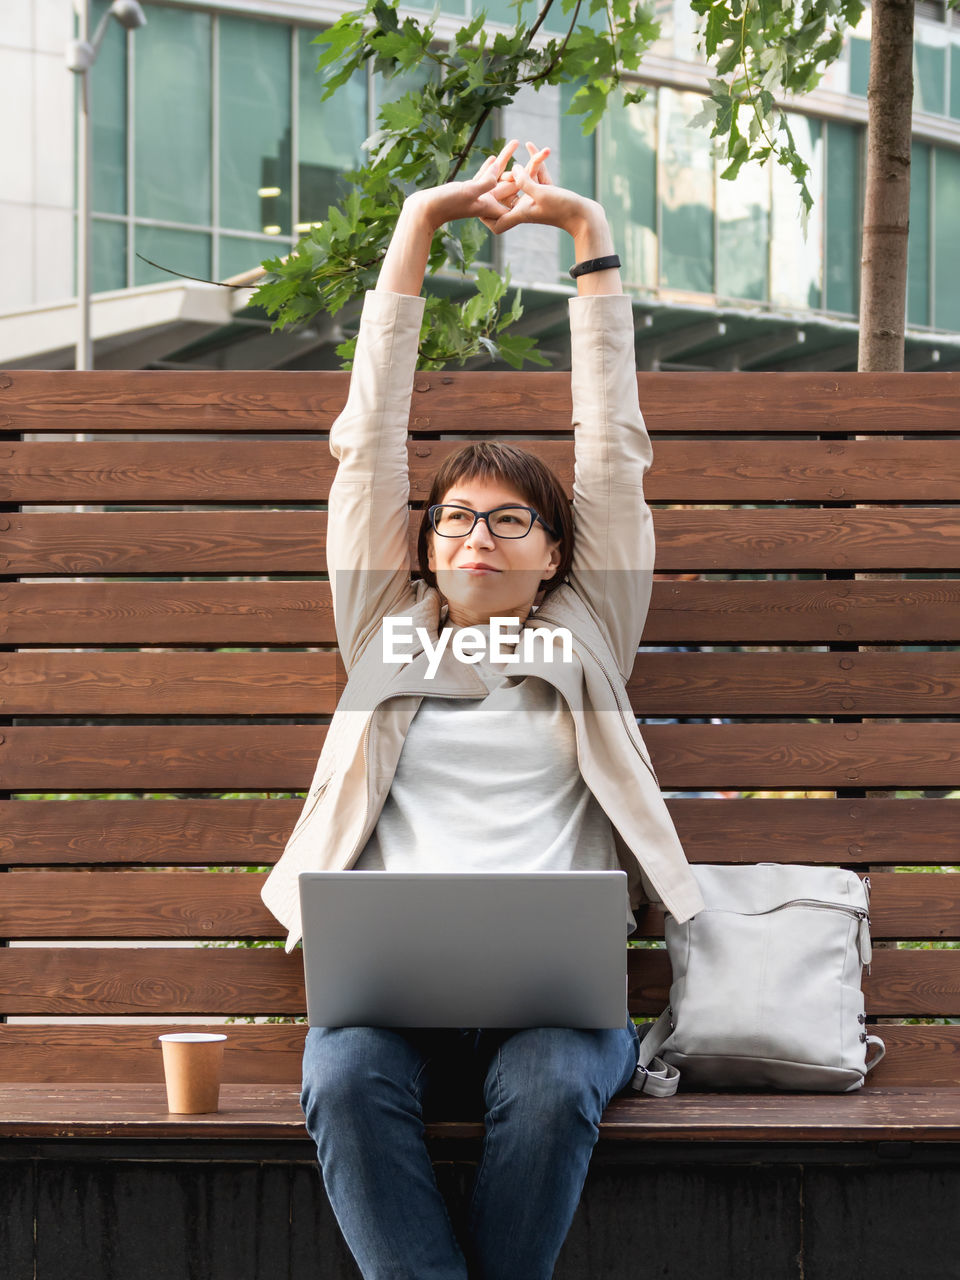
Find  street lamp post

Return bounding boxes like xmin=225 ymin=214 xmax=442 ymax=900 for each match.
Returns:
xmin=66 ymin=0 xmax=147 ymax=372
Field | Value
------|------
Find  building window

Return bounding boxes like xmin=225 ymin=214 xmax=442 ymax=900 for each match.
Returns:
xmin=92 ymin=218 xmax=127 ymax=293
xmin=849 ymin=35 xmax=870 ymax=97
xmin=134 ymin=225 xmax=211 ymax=288
xmin=915 ymin=33 xmax=947 ymax=115
xmin=133 ymin=5 xmax=213 ymax=226
xmin=769 ymin=114 xmax=823 ymax=311
xmin=219 ymin=14 xmax=292 ymax=237
xmin=90 ymin=0 xmax=127 ymax=216
xmin=297 ymin=28 xmax=367 ymax=228
xmin=559 ymin=82 xmax=595 ymax=203
xmin=717 ymin=148 xmax=770 ymax=302
xmin=658 ymin=88 xmax=714 ymax=294
xmin=950 ymin=44 xmax=960 ymax=119
xmin=908 ymin=140 xmax=931 ymax=326
xmin=824 ymin=120 xmax=862 ymax=315
xmin=934 ymin=147 xmax=960 ymax=329
xmin=599 ymin=89 xmax=657 ymax=290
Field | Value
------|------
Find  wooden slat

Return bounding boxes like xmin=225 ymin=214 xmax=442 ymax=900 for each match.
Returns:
xmin=5 ymin=370 xmax=960 ymax=433
xmin=2 ymin=797 xmax=957 ymax=869
xmin=0 ymin=725 xmax=329 ymax=791
xmin=6 ymin=440 xmax=960 ymax=503
xmin=0 ymin=511 xmax=328 ymax=575
xmin=0 ymin=871 xmax=277 ymax=939
xmin=634 ymin=873 xmax=960 ymax=941
xmin=6 ymin=579 xmax=960 ymax=647
xmin=654 ymin=508 xmax=960 ymax=573
xmin=4 ymin=723 xmax=960 ymax=790
xmin=0 ymin=370 xmax=353 ymax=432
xmin=6 ymin=509 xmax=960 ymax=574
xmin=642 ymin=579 xmax=960 ymax=646
xmin=0 ymin=652 xmax=342 ymax=716
xmin=414 ymin=440 xmax=960 ymax=503
xmin=667 ymin=798 xmax=960 ymax=866
xmin=646 ymin=723 xmax=960 ymax=790
xmin=0 ymin=581 xmax=338 ymax=647
xmin=0 ymin=442 xmax=336 ymax=504
xmin=6 ymin=650 xmax=960 ymax=716
xmin=0 ymin=798 xmax=299 ymax=866
xmin=0 ymin=946 xmax=305 ymax=1016
xmin=0 ymin=1023 xmax=953 ymax=1087
xmin=630 ymin=652 xmax=960 ymax=716
xmin=864 ymin=1025 xmax=960 ymax=1087
xmin=0 ymin=1085 xmax=311 ymax=1141
xmin=2 ymin=870 xmax=956 ymax=941
xmin=0 ymin=946 xmax=955 ymax=1017
xmin=0 ymin=1025 xmax=307 ymax=1085
xmin=594 ymin=1088 xmax=960 ymax=1141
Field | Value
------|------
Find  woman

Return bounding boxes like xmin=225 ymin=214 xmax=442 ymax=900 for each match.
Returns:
xmin=262 ymin=140 xmax=704 ymax=1280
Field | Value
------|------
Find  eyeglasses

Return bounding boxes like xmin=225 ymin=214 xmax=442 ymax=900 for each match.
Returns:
xmin=428 ymin=503 xmax=558 ymax=540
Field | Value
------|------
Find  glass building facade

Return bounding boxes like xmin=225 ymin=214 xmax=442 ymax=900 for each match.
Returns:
xmin=3 ymin=0 xmax=959 ymax=340
xmin=74 ymin=0 xmax=960 ymax=334
xmin=84 ymin=0 xmax=372 ymax=291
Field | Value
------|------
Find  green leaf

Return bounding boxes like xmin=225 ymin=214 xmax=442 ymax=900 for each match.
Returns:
xmin=704 ymin=5 xmax=726 ymax=56
xmin=567 ymin=81 xmax=611 ymax=135
xmin=379 ymin=94 xmax=424 ymax=133
xmin=496 ymin=334 xmax=551 ymax=369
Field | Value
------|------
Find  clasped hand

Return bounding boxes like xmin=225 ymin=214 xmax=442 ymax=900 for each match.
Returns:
xmin=407 ymin=139 xmax=599 ymax=241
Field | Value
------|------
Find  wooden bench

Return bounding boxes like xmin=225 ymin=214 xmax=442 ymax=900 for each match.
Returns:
xmin=2 ymin=365 xmax=960 ymax=1280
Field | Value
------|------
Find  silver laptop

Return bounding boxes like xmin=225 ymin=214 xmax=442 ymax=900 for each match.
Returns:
xmin=298 ymin=871 xmax=629 ymax=1029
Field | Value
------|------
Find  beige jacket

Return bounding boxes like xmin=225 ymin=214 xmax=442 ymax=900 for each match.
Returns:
xmin=261 ymin=289 xmax=705 ymax=951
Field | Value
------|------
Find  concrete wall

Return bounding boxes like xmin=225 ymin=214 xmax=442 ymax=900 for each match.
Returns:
xmin=0 ymin=0 xmax=76 ymax=312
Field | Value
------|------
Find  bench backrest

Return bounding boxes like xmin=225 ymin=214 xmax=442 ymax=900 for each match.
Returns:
xmin=1 ymin=368 xmax=959 ymax=1087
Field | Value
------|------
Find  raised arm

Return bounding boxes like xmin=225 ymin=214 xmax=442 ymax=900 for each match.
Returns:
xmin=327 ymin=145 xmax=521 ymax=669
xmin=490 ymin=152 xmax=653 ymax=678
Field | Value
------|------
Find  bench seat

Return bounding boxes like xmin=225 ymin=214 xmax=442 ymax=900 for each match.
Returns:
xmin=3 ymin=1084 xmax=960 ymax=1143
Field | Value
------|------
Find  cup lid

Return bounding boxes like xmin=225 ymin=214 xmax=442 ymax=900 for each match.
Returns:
xmin=158 ymin=1032 xmax=228 ymax=1043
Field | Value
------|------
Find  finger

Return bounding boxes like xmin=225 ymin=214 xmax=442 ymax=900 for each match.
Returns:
xmin=471 ymin=153 xmax=497 ymax=182
xmin=492 ymin=138 xmax=520 ymax=179
xmin=511 ymin=162 xmax=541 ymax=196
xmin=525 ymin=142 xmax=554 ymax=184
xmin=476 ymin=191 xmax=515 ymax=220
xmin=489 ymin=171 xmax=520 ymax=201
xmin=524 ymin=144 xmax=551 ymax=182
xmin=484 ymin=193 xmax=531 ymax=234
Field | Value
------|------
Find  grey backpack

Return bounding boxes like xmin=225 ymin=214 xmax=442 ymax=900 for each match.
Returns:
xmin=633 ymin=864 xmax=886 ymax=1096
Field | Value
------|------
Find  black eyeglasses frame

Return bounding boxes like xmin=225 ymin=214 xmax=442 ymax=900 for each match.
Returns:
xmin=427 ymin=503 xmax=559 ymax=541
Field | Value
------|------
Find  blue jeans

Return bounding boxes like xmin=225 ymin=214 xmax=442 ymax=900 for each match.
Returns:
xmin=301 ymin=1020 xmax=640 ymax=1280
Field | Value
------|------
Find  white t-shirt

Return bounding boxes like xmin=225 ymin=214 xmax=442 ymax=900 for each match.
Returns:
xmin=354 ymin=626 xmax=636 ymax=932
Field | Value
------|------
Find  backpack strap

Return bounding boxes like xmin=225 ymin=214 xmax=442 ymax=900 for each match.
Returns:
xmin=631 ymin=1008 xmax=680 ymax=1097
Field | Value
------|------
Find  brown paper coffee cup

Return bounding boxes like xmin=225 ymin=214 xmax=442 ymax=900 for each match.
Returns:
xmin=158 ymin=1033 xmax=227 ymax=1114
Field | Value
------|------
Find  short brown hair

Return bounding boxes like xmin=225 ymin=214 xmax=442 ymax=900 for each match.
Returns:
xmin=416 ymin=442 xmax=574 ymax=598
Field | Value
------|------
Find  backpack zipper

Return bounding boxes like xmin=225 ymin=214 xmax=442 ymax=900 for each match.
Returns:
xmin=714 ymin=897 xmax=872 ymax=971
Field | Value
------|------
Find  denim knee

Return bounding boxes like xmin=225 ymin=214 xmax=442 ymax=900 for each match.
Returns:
xmin=300 ymin=1025 xmax=427 ymax=1137
xmin=487 ymin=1026 xmax=636 ymax=1131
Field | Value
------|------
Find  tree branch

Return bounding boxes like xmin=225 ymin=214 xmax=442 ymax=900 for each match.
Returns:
xmin=522 ymin=0 xmax=583 ymax=87
xmin=448 ymin=0 xmax=560 ymax=178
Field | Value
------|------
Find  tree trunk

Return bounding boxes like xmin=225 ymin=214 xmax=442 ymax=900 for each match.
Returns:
xmin=857 ymin=0 xmax=914 ymax=372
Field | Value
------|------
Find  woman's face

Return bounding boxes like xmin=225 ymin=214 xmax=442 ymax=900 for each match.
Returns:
xmin=427 ymin=477 xmax=562 ymax=628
